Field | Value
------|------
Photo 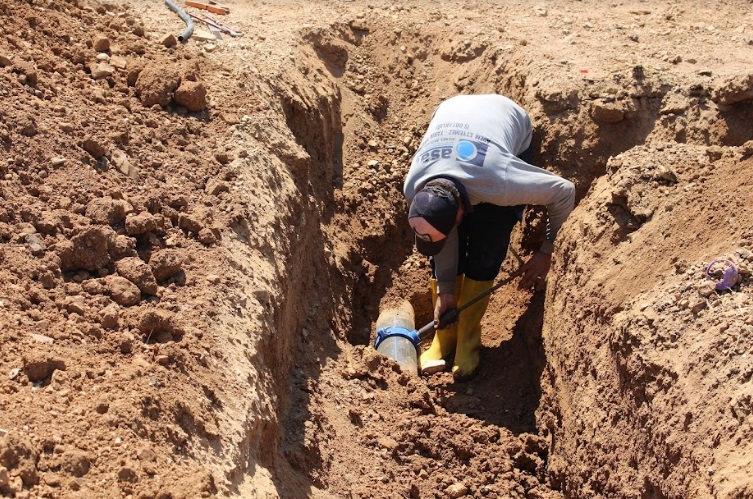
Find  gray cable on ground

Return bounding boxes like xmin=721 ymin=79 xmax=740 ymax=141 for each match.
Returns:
xmin=164 ymin=0 xmax=194 ymax=42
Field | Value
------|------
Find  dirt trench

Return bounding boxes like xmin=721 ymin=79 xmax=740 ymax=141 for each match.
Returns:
xmin=238 ymin=9 xmax=753 ymax=499
xmin=1 ymin=1 xmax=753 ymax=498
xmin=262 ymin=10 xmax=753 ymax=499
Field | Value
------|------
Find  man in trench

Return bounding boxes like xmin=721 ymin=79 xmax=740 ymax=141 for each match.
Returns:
xmin=403 ymin=94 xmax=575 ymax=380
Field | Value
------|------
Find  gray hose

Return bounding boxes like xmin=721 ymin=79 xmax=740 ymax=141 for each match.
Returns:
xmin=164 ymin=0 xmax=194 ymax=42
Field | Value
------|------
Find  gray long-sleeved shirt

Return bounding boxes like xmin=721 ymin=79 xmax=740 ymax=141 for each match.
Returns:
xmin=403 ymin=94 xmax=575 ymax=293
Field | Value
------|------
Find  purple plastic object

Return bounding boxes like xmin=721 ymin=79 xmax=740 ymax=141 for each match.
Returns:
xmin=706 ymin=259 xmax=739 ymax=291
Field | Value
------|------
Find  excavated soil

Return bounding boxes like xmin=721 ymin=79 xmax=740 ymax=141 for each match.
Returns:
xmin=1 ymin=0 xmax=752 ymax=498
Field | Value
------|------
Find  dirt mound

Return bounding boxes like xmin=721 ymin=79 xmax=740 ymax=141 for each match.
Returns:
xmin=542 ymin=148 xmax=753 ymax=497
xmin=288 ymin=346 xmax=557 ymax=497
xmin=0 ymin=0 xmax=233 ymax=496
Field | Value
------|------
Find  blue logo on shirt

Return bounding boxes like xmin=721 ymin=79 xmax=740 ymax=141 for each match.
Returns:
xmin=456 ymin=140 xmax=487 ymax=167
xmin=456 ymin=141 xmax=477 ymax=160
xmin=418 ymin=140 xmax=489 ymax=167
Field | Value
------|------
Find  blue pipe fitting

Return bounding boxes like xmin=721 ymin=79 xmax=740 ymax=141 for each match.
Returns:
xmin=374 ymin=325 xmax=421 ymax=354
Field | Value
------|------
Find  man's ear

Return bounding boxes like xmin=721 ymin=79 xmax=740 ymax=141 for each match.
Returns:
xmin=455 ymin=204 xmax=464 ymax=225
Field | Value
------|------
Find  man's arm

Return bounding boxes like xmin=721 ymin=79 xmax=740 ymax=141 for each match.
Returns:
xmin=432 ymin=228 xmax=460 ymax=324
xmin=501 ymin=159 xmax=575 ymax=288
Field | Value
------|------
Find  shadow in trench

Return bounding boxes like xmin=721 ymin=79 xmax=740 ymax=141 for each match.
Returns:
xmin=436 ymin=291 xmax=546 ymax=436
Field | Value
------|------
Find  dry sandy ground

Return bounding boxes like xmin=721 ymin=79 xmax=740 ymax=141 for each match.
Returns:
xmin=0 ymin=0 xmax=752 ymax=498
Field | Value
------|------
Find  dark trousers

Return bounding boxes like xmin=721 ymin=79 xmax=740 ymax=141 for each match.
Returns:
xmin=456 ymin=204 xmax=519 ymax=281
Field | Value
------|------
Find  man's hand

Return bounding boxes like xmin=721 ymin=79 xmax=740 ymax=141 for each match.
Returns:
xmin=434 ymin=292 xmax=457 ymax=327
xmin=515 ymin=251 xmax=552 ymax=291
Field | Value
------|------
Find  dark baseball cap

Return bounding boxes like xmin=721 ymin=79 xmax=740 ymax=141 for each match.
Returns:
xmin=408 ymin=184 xmax=458 ymax=256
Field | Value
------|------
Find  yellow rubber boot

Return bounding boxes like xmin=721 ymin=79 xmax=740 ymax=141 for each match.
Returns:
xmin=452 ymin=277 xmax=493 ymax=381
xmin=419 ymin=277 xmax=463 ymax=375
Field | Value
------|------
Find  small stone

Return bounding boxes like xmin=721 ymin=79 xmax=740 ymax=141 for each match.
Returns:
xmin=29 ymin=333 xmax=54 ymax=344
xmin=18 ymin=223 xmax=37 ymax=235
xmin=697 ymin=281 xmax=717 ymax=298
xmin=377 ymin=436 xmax=399 ymax=452
xmin=8 ymin=368 xmax=20 ymax=380
xmin=197 ymin=228 xmax=217 ymax=245
xmin=100 ymin=303 xmax=120 ymax=329
xmin=86 ymin=197 xmax=129 ymax=225
xmin=107 ymin=275 xmax=141 ymax=306
xmin=95 ymin=399 xmax=109 ymax=414
xmin=120 ymin=333 xmax=135 ymax=354
xmin=125 ymin=212 xmax=159 ymax=236
xmin=91 ymin=63 xmax=115 ymax=80
xmin=60 ymin=450 xmax=90 ymax=477
xmin=155 ymin=354 xmax=169 ymax=365
xmin=138 ymin=448 xmax=157 ymax=462
xmin=691 ymin=301 xmax=708 ymax=315
xmin=149 ymin=250 xmax=183 ymax=281
xmin=118 ymin=466 xmax=137 ymax=482
xmin=111 ymin=149 xmax=138 ymax=179
xmin=16 ymin=61 xmax=38 ymax=84
xmin=446 ymin=483 xmax=469 ymax=498
xmin=204 ymin=43 xmax=217 ymax=53
xmin=44 ymin=472 xmax=61 ymax=487
xmin=82 ymin=138 xmax=108 ymax=158
xmin=91 ymin=87 xmax=107 ymax=104
xmin=206 ymin=274 xmax=221 ymax=284
xmin=205 ymin=178 xmax=229 ymax=196
xmin=51 ymin=157 xmax=67 ymax=167
xmin=67 ymin=296 xmax=86 ymax=315
xmin=367 ymin=160 xmax=379 ymax=167
xmin=138 ymin=309 xmax=182 ymax=342
xmin=25 ymin=233 xmax=46 ymax=255
xmin=178 ymin=213 xmax=204 ymax=234
xmin=661 ymin=93 xmax=689 ymax=115
xmin=711 ymin=73 xmax=753 ymax=106
xmin=160 ymin=33 xmax=177 ymax=48
xmin=0 ymin=467 xmax=8 ymax=487
xmin=348 ymin=407 xmax=362 ymax=422
xmin=110 ymin=235 xmax=137 ymax=260
xmin=0 ymin=54 xmax=11 ymax=67
xmin=174 ymin=80 xmax=208 ymax=112
xmin=110 ymin=56 xmax=127 ymax=70
xmin=92 ymin=34 xmax=110 ymax=52
xmin=655 ymin=165 xmax=678 ymax=183
xmin=116 ymin=257 xmax=159 ymax=295
xmin=191 ymin=29 xmax=216 ymax=42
